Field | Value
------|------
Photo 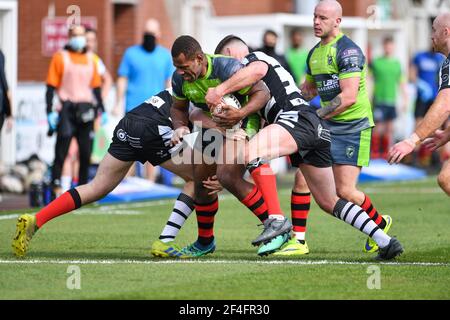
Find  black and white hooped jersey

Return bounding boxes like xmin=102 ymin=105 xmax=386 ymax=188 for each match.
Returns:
xmin=241 ymin=51 xmax=309 ymax=124
xmin=438 ymin=54 xmax=450 ymax=92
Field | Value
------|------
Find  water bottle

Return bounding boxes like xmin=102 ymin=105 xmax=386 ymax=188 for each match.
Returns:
xmin=29 ymin=181 xmax=44 ymax=207
xmin=42 ymin=179 xmax=53 ymax=205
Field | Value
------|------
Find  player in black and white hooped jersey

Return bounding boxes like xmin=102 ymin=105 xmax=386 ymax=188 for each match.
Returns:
xmin=11 ymin=89 xmax=223 ymax=258
xmin=206 ymin=35 xmax=402 ymax=260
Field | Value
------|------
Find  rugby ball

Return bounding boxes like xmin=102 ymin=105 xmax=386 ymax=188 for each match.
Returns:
xmin=214 ymin=94 xmax=242 ymax=131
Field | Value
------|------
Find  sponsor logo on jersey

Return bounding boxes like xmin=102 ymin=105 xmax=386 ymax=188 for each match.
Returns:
xmin=145 ymin=95 xmax=165 ymax=108
xmin=318 ymin=75 xmax=340 ymax=92
xmin=185 ymin=88 xmax=200 ymax=98
xmin=341 ymin=48 xmax=359 ymax=58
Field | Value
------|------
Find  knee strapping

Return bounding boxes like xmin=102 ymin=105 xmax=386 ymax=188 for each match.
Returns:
xmin=246 ymin=157 xmax=269 ymax=173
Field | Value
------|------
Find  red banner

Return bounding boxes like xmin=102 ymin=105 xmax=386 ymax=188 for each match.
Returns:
xmin=41 ymin=17 xmax=97 ymax=57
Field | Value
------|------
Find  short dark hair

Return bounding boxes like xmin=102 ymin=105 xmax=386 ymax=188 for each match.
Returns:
xmin=263 ymin=29 xmax=278 ymax=38
xmin=290 ymin=28 xmax=302 ymax=37
xmin=171 ymin=35 xmax=203 ymax=59
xmin=214 ymin=35 xmax=247 ymax=54
xmin=383 ymin=36 xmax=394 ymax=44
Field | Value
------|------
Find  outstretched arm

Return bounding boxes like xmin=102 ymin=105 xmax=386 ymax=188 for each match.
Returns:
xmin=388 ymin=89 xmax=450 ymax=164
xmin=212 ymin=80 xmax=270 ymax=128
xmin=205 ymin=61 xmax=269 ymax=107
xmin=189 ymin=106 xmax=218 ymax=129
xmin=414 ymin=89 xmax=450 ymax=140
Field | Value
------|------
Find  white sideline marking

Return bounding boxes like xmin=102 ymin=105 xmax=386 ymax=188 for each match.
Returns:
xmin=74 ymin=210 xmax=141 ymax=216
xmin=0 ymin=195 xmax=237 ymax=221
xmin=0 ymin=214 xmax=20 ymax=221
xmin=0 ymin=259 xmax=448 ymax=267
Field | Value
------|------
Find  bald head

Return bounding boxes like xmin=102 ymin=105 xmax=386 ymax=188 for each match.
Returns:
xmin=144 ymin=19 xmax=161 ymax=38
xmin=435 ymin=12 xmax=450 ymax=29
xmin=316 ymin=0 xmax=343 ymax=19
xmin=432 ymin=12 xmax=450 ymax=55
xmin=314 ymin=0 xmax=343 ymax=43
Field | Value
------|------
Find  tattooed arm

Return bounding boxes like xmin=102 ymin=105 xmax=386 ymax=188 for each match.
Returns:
xmin=316 ymin=95 xmax=342 ymax=118
xmin=317 ymin=77 xmax=360 ymax=120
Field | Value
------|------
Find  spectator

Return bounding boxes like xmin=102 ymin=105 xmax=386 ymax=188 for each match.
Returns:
xmin=45 ymin=24 xmax=104 ymax=196
xmin=0 ymin=49 xmax=12 ymax=136
xmin=286 ymin=28 xmax=309 ymax=86
xmin=114 ymin=18 xmax=173 ymax=115
xmin=370 ymin=36 xmax=408 ymax=159
xmin=86 ymin=28 xmax=113 ymax=101
xmin=257 ymin=29 xmax=293 ymax=76
xmin=60 ymin=27 xmax=113 ymax=192
xmin=412 ymin=46 xmax=445 ymax=166
xmin=114 ymin=18 xmax=174 ymax=182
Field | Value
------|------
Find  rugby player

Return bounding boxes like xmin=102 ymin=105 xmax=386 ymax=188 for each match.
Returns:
xmin=214 ymin=35 xmax=311 ymax=255
xmin=169 ymin=35 xmax=289 ymax=257
xmin=11 ymin=89 xmax=222 ymax=258
xmin=389 ymin=12 xmax=450 ymax=196
xmin=206 ymin=35 xmax=403 ymax=260
xmin=297 ymin=0 xmax=394 ymax=253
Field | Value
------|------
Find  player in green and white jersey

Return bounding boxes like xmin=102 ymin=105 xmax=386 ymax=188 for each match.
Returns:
xmin=169 ymin=35 xmax=286 ymax=257
xmin=299 ymin=0 xmax=394 ymax=253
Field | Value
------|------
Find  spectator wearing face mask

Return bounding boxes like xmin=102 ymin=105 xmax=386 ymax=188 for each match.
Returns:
xmin=45 ymin=24 xmax=104 ymax=196
xmin=58 ymin=27 xmax=113 ymax=193
xmin=113 ymin=18 xmax=174 ymax=116
xmin=257 ymin=29 xmax=293 ymax=77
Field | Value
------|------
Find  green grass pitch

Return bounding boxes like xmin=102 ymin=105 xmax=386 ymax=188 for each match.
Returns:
xmin=0 ymin=177 xmax=449 ymax=299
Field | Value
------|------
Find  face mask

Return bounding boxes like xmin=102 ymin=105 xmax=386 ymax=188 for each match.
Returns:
xmin=263 ymin=45 xmax=275 ymax=53
xmin=143 ymin=33 xmax=156 ymax=52
xmin=69 ymin=36 xmax=86 ymax=52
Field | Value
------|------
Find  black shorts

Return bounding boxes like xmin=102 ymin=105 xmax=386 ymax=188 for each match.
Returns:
xmin=373 ymin=104 xmax=397 ymax=122
xmin=108 ymin=113 xmax=173 ymax=166
xmin=275 ymin=107 xmax=332 ymax=168
xmin=414 ymin=99 xmax=433 ymax=119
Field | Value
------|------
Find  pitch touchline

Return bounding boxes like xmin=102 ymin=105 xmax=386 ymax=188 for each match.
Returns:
xmin=0 ymin=195 xmax=240 ymax=221
xmin=0 ymin=259 xmax=448 ymax=267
